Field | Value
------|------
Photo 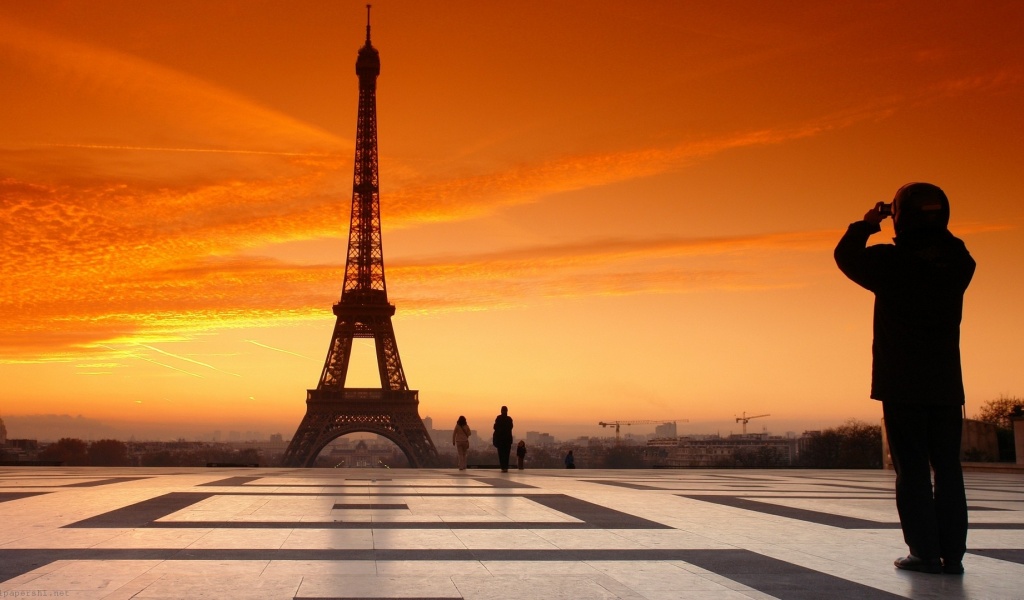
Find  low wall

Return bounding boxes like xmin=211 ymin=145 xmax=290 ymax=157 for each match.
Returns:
xmin=881 ymin=417 xmax=1000 ymax=469
xmin=1013 ymin=416 xmax=1024 ymax=466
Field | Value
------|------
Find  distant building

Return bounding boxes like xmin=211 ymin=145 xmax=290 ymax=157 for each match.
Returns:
xmin=2 ymin=438 xmax=41 ymax=463
xmin=327 ymin=439 xmax=401 ymax=468
xmin=654 ymin=434 xmax=801 ymax=467
xmin=526 ymin=431 xmax=555 ymax=446
xmin=7 ymin=439 xmax=38 ymax=452
xmin=420 ymin=417 xmax=458 ymax=455
xmin=654 ymin=422 xmax=677 ymax=439
xmin=0 ymin=416 xmax=7 ymax=445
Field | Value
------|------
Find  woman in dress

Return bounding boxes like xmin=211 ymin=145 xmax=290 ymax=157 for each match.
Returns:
xmin=452 ymin=416 xmax=471 ymax=471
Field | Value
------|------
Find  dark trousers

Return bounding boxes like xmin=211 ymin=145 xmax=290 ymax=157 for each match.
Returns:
xmin=496 ymin=444 xmax=512 ymax=471
xmin=882 ymin=401 xmax=968 ymax=563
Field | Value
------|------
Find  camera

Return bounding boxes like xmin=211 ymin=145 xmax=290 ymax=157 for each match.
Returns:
xmin=876 ymin=201 xmax=893 ymax=217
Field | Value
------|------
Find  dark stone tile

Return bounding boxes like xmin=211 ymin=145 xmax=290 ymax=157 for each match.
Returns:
xmin=528 ymin=494 xmax=671 ymax=529
xmin=148 ymin=520 xmax=593 ymax=529
xmin=198 ymin=476 xmax=263 ymax=486
xmin=580 ymin=480 xmax=662 ymax=490
xmin=682 ymin=495 xmax=1024 ymax=530
xmin=332 ymin=503 xmax=408 ymax=510
xmin=968 ymin=549 xmax=1024 ymax=564
xmin=63 ymin=492 xmax=213 ymax=528
xmin=681 ymin=494 xmax=900 ymax=529
xmin=0 ymin=492 xmax=47 ymax=503
xmin=472 ymin=477 xmax=536 ymax=489
xmin=63 ymin=477 xmax=150 ymax=487
xmin=680 ymin=549 xmax=909 ymax=600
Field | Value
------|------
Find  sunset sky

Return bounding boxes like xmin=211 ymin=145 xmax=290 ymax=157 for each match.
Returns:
xmin=2 ymin=1 xmax=1022 ymax=443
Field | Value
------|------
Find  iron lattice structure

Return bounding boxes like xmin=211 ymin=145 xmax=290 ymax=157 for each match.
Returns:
xmin=282 ymin=9 xmax=438 ymax=468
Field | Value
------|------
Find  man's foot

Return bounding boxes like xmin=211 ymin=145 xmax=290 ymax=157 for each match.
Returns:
xmin=942 ymin=560 xmax=965 ymax=575
xmin=501 ymin=469 xmax=508 ymax=472
xmin=894 ymin=555 xmax=942 ymax=574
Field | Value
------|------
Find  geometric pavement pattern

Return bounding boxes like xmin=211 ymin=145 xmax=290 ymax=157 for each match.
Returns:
xmin=1 ymin=467 xmax=1022 ymax=599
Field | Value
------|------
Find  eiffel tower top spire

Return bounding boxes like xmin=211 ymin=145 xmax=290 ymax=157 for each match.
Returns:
xmin=344 ymin=3 xmax=386 ymax=305
xmin=356 ymin=5 xmax=379 ymax=86
xmin=365 ymin=4 xmax=372 ymax=44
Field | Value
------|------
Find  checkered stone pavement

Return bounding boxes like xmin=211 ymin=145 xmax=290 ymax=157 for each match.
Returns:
xmin=1 ymin=467 xmax=1022 ymax=599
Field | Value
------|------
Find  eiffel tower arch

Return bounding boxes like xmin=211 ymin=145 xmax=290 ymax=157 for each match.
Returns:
xmin=282 ymin=7 xmax=438 ymax=468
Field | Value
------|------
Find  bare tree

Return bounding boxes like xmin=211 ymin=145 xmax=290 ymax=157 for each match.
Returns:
xmin=973 ymin=395 xmax=1023 ymax=430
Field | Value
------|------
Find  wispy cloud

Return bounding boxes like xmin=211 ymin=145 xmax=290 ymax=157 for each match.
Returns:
xmin=2 ymin=10 xmax=1016 ymax=362
xmin=246 ymin=340 xmax=318 ymax=361
xmin=97 ymin=345 xmax=203 ymax=378
xmin=0 ymin=14 xmax=345 ymax=155
xmin=138 ymin=344 xmax=241 ymax=377
xmin=383 ymin=108 xmax=890 ymax=227
xmin=37 ymin=143 xmax=339 ymax=159
xmin=0 ymin=228 xmax=847 ymax=357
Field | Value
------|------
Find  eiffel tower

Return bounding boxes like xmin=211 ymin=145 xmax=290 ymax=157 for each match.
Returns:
xmin=282 ymin=7 xmax=438 ymax=468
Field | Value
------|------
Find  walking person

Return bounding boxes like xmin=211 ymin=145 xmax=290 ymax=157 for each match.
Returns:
xmin=564 ymin=450 xmax=575 ymax=469
xmin=516 ymin=440 xmax=527 ymax=470
xmin=835 ymin=183 xmax=975 ymax=575
xmin=452 ymin=416 xmax=471 ymax=471
xmin=492 ymin=406 xmax=514 ymax=472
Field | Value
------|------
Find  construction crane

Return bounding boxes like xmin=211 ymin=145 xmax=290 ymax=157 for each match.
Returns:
xmin=598 ymin=419 xmax=688 ymax=443
xmin=734 ymin=412 xmax=770 ymax=435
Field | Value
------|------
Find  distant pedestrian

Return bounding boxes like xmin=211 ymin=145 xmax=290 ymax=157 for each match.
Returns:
xmin=452 ymin=416 xmax=471 ymax=471
xmin=564 ymin=450 xmax=575 ymax=469
xmin=492 ymin=406 xmax=514 ymax=472
xmin=835 ymin=183 xmax=974 ymax=575
xmin=516 ymin=440 xmax=527 ymax=470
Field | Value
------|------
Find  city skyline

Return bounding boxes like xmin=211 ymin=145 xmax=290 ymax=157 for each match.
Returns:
xmin=2 ymin=2 xmax=1023 ymax=445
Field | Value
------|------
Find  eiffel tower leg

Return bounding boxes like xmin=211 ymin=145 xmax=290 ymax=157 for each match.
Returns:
xmin=320 ymin=320 xmax=355 ymax=389
xmin=282 ymin=411 xmax=329 ymax=467
xmin=373 ymin=318 xmax=407 ymax=391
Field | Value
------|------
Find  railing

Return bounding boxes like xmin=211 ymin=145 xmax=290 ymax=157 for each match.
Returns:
xmin=307 ymin=388 xmax=418 ymax=403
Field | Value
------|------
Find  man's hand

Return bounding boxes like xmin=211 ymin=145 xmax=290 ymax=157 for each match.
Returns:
xmin=863 ymin=203 xmax=886 ymax=225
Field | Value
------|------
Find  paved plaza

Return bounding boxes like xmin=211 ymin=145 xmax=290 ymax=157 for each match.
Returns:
xmin=0 ymin=467 xmax=1021 ymax=599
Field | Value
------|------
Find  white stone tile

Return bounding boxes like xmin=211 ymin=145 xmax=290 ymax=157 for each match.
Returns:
xmin=279 ymin=528 xmax=374 ymax=550
xmin=452 ymin=529 xmax=559 ymax=550
xmin=450 ymin=574 xmax=629 ymax=600
xmin=131 ymin=573 xmax=300 ymax=599
xmin=183 ymin=528 xmax=293 ymax=550
xmin=1 ymin=560 xmax=162 ymax=598
xmin=260 ymin=560 xmax=377 ymax=577
xmin=371 ymin=528 xmax=467 ymax=549
xmin=480 ymin=560 xmax=601 ymax=576
xmin=91 ymin=528 xmax=211 ymax=549
xmin=375 ymin=560 xmax=489 ymax=575
xmin=296 ymin=574 xmax=459 ymax=598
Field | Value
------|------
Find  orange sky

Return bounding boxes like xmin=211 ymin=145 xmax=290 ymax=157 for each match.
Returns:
xmin=2 ymin=1 xmax=1022 ymax=442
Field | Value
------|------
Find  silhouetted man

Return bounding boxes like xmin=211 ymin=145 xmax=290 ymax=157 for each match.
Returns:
xmin=492 ymin=406 xmax=514 ymax=473
xmin=835 ymin=182 xmax=975 ymax=575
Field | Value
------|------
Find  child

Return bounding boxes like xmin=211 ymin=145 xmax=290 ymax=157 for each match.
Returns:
xmin=515 ymin=440 xmax=527 ymax=470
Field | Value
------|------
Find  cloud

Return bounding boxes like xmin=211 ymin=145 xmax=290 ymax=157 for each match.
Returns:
xmin=1 ymin=210 xmax=1010 ymax=360
xmin=2 ymin=12 xmax=1016 ymax=361
xmin=382 ymin=108 xmax=891 ymax=227
xmin=0 ymin=14 xmax=345 ymax=157
xmin=0 ymin=227 xmax=836 ymax=357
